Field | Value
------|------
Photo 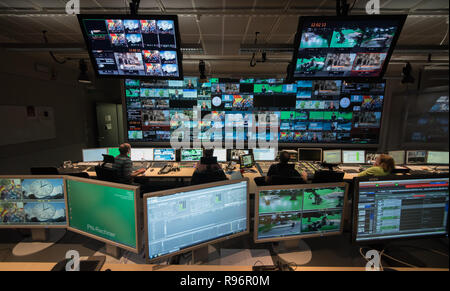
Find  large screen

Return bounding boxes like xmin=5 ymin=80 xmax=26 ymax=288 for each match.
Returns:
xmin=83 ymin=148 xmax=108 ymax=162
xmin=290 ymin=15 xmax=406 ymax=79
xmin=255 ymin=183 xmax=347 ymax=242
xmin=354 ymin=176 xmax=449 ymax=243
xmin=66 ymin=177 xmax=139 ymax=252
xmin=78 ymin=15 xmax=182 ymax=79
xmin=0 ymin=177 xmax=66 ymax=227
xmin=125 ymin=77 xmax=385 ymax=144
xmin=144 ymin=180 xmax=248 ymax=262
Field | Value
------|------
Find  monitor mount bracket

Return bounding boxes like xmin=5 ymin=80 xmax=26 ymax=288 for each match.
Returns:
xmin=130 ymin=0 xmax=141 ymax=16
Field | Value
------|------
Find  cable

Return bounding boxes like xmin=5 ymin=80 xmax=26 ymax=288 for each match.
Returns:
xmin=439 ymin=18 xmax=449 ymax=46
xmin=42 ymin=30 xmax=66 ymax=65
xmin=349 ymin=0 xmax=358 ymax=13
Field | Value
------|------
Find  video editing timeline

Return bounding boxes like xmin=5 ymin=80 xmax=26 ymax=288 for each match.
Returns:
xmin=0 ymin=178 xmax=66 ymax=226
xmin=83 ymin=148 xmax=108 ymax=162
xmin=146 ymin=181 xmax=248 ymax=260
xmin=153 ymin=148 xmax=175 ymax=161
xmin=79 ymin=15 xmax=181 ymax=78
xmin=125 ymin=78 xmax=385 ymax=144
xmin=355 ymin=178 xmax=449 ymax=242
xmin=181 ymin=149 xmax=203 ymax=162
xmin=292 ymin=16 xmax=406 ymax=79
xmin=257 ymin=185 xmax=346 ymax=240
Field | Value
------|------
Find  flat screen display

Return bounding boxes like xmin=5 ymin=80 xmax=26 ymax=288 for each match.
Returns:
xmin=343 ymin=150 xmax=365 ymax=164
xmin=256 ymin=183 xmax=347 ymax=242
xmin=82 ymin=148 xmax=108 ymax=162
xmin=0 ymin=177 xmax=66 ymax=227
xmin=290 ymin=15 xmax=406 ymax=79
xmin=66 ymin=177 xmax=139 ymax=252
xmin=125 ymin=77 xmax=385 ymax=144
xmin=145 ymin=180 xmax=248 ymax=261
xmin=130 ymin=148 xmax=154 ymax=161
xmin=153 ymin=148 xmax=175 ymax=161
xmin=298 ymin=148 xmax=322 ymax=161
xmin=388 ymin=150 xmax=405 ymax=165
xmin=181 ymin=148 xmax=203 ymax=162
xmin=406 ymin=150 xmax=427 ymax=164
xmin=323 ymin=149 xmax=342 ymax=164
xmin=78 ymin=15 xmax=183 ymax=79
xmin=213 ymin=149 xmax=227 ymax=162
xmin=253 ymin=148 xmax=276 ymax=161
xmin=427 ymin=151 xmax=449 ymax=165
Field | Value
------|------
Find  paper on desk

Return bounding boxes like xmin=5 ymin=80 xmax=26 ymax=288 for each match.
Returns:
xmin=218 ymin=249 xmax=273 ymax=266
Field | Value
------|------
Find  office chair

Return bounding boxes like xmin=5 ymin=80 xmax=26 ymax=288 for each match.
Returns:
xmin=94 ymin=165 xmax=117 ymax=182
xmin=312 ymin=170 xmax=344 ymax=183
xmin=254 ymin=175 xmax=306 ymax=186
xmin=68 ymin=172 xmax=90 ymax=179
xmin=30 ymin=167 xmax=59 ymax=175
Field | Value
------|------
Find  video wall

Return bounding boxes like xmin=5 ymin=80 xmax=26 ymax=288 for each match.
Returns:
xmin=124 ymin=77 xmax=385 ymax=144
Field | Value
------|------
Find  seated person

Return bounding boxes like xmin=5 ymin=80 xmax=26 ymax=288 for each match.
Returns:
xmin=191 ymin=149 xmax=227 ymax=185
xmin=264 ymin=151 xmax=308 ymax=184
xmin=358 ymin=154 xmax=395 ymax=177
xmin=112 ymin=143 xmax=146 ymax=184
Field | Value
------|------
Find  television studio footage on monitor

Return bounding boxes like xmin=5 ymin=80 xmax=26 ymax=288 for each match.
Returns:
xmin=255 ymin=183 xmax=348 ymax=243
xmin=389 ymin=150 xmax=406 ymax=165
xmin=83 ymin=148 xmax=108 ymax=162
xmin=323 ymin=149 xmax=342 ymax=164
xmin=406 ymin=150 xmax=427 ymax=164
xmin=342 ymin=150 xmax=365 ymax=164
xmin=144 ymin=179 xmax=249 ymax=262
xmin=353 ymin=175 xmax=449 ymax=243
xmin=253 ymin=148 xmax=276 ymax=162
xmin=65 ymin=176 xmax=140 ymax=253
xmin=240 ymin=154 xmax=255 ymax=169
xmin=230 ymin=149 xmax=250 ymax=161
xmin=426 ymin=151 xmax=449 ymax=165
xmin=78 ymin=14 xmax=183 ymax=79
xmin=289 ymin=15 xmax=407 ymax=80
xmin=0 ymin=176 xmax=67 ymax=228
xmin=181 ymin=148 xmax=203 ymax=162
xmin=298 ymin=148 xmax=322 ymax=162
xmin=153 ymin=148 xmax=176 ymax=161
xmin=130 ymin=148 xmax=154 ymax=161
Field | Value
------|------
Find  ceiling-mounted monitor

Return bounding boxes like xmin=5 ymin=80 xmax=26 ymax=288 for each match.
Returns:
xmin=78 ymin=14 xmax=183 ymax=80
xmin=289 ymin=15 xmax=407 ymax=80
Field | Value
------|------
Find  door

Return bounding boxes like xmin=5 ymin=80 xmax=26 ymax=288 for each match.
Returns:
xmin=96 ymin=103 xmax=119 ymax=147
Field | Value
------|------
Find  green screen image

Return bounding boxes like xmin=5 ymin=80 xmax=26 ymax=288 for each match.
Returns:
xmin=107 ymin=148 xmax=121 ymax=157
xmin=258 ymin=212 xmax=301 ymax=237
xmin=259 ymin=190 xmax=303 ymax=214
xmin=280 ymin=111 xmax=296 ymax=120
xmin=309 ymin=111 xmax=324 ymax=120
xmin=338 ymin=112 xmax=353 ymax=120
xmin=330 ymin=29 xmax=363 ymax=48
xmin=303 ymin=187 xmax=345 ymax=211
xmin=66 ymin=179 xmax=137 ymax=249
xmin=301 ymin=212 xmax=342 ymax=232
xmin=254 ymin=84 xmax=283 ymax=93
xmin=323 ymin=111 xmax=339 ymax=120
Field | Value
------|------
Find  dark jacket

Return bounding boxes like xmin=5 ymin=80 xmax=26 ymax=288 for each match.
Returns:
xmin=191 ymin=163 xmax=227 ymax=186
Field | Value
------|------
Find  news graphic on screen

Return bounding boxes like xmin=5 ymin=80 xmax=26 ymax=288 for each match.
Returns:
xmin=83 ymin=148 xmax=108 ymax=162
xmin=0 ymin=177 xmax=66 ymax=227
xmin=124 ymin=77 xmax=385 ymax=144
xmin=256 ymin=184 xmax=347 ymax=242
xmin=66 ymin=178 xmax=139 ymax=252
xmin=290 ymin=15 xmax=406 ymax=79
xmin=354 ymin=177 xmax=449 ymax=242
xmin=181 ymin=149 xmax=203 ymax=161
xmin=78 ymin=15 xmax=183 ymax=79
xmin=145 ymin=180 xmax=248 ymax=261
xmin=427 ymin=151 xmax=449 ymax=165
xmin=153 ymin=148 xmax=175 ymax=161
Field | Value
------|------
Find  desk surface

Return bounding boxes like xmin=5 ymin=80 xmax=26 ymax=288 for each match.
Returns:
xmin=0 ymin=262 xmax=446 ymax=271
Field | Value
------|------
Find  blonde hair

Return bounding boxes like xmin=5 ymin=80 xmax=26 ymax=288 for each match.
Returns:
xmin=378 ymin=154 xmax=395 ymax=173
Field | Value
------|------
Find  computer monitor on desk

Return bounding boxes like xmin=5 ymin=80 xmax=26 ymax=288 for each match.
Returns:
xmin=181 ymin=149 xmax=203 ymax=162
xmin=82 ymin=148 xmax=108 ymax=162
xmin=353 ymin=175 xmax=449 ymax=244
xmin=253 ymin=148 xmax=276 ymax=162
xmin=427 ymin=151 xmax=449 ymax=165
xmin=107 ymin=147 xmax=120 ymax=158
xmin=213 ymin=149 xmax=227 ymax=162
xmin=389 ymin=150 xmax=406 ymax=165
xmin=298 ymin=148 xmax=322 ymax=162
xmin=144 ymin=179 xmax=249 ymax=262
xmin=322 ymin=150 xmax=342 ymax=164
xmin=153 ymin=149 xmax=176 ymax=161
xmin=230 ymin=149 xmax=249 ymax=161
xmin=406 ymin=150 xmax=427 ymax=164
xmin=342 ymin=150 xmax=365 ymax=164
xmin=130 ymin=148 xmax=154 ymax=162
xmin=240 ymin=154 xmax=255 ymax=169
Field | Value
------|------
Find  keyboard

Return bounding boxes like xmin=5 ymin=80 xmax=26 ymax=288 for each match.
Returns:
xmin=132 ymin=162 xmax=150 ymax=171
xmin=152 ymin=162 xmax=169 ymax=168
xmin=77 ymin=162 xmax=99 ymax=166
xmin=179 ymin=162 xmax=197 ymax=168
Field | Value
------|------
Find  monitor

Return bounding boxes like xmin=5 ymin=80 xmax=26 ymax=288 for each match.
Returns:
xmin=130 ymin=148 xmax=154 ymax=161
xmin=255 ymin=183 xmax=348 ymax=242
xmin=240 ymin=154 xmax=255 ymax=168
xmin=353 ymin=175 xmax=449 ymax=243
xmin=342 ymin=150 xmax=365 ymax=164
xmin=388 ymin=150 xmax=405 ymax=165
xmin=213 ymin=149 xmax=227 ymax=162
xmin=153 ymin=148 xmax=176 ymax=161
xmin=181 ymin=148 xmax=203 ymax=162
xmin=230 ymin=149 xmax=250 ymax=161
xmin=427 ymin=151 xmax=449 ymax=165
xmin=289 ymin=15 xmax=406 ymax=79
xmin=78 ymin=14 xmax=183 ymax=79
xmin=144 ymin=179 xmax=249 ymax=262
xmin=365 ymin=152 xmax=378 ymax=165
xmin=107 ymin=147 xmax=121 ymax=157
xmin=298 ymin=148 xmax=322 ymax=162
xmin=253 ymin=148 xmax=276 ymax=161
xmin=66 ymin=176 xmax=140 ymax=252
xmin=323 ymin=149 xmax=342 ymax=164
xmin=0 ymin=176 xmax=67 ymax=228
xmin=82 ymin=148 xmax=108 ymax=162
xmin=406 ymin=150 xmax=427 ymax=164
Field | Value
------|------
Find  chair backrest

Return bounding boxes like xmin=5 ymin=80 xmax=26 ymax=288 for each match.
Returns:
xmin=312 ymin=170 xmax=344 ymax=183
xmin=95 ymin=165 xmax=117 ymax=182
xmin=30 ymin=167 xmax=59 ymax=175
xmin=191 ymin=169 xmax=227 ymax=186
xmin=68 ymin=172 xmax=90 ymax=179
xmin=267 ymin=175 xmax=306 ymax=186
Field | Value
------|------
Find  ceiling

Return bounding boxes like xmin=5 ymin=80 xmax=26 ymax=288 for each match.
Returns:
xmin=0 ymin=0 xmax=448 ymax=77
